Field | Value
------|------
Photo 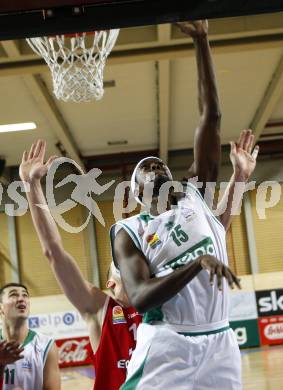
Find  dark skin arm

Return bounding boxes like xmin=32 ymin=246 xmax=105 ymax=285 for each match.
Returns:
xmin=0 ymin=341 xmax=24 ymax=366
xmin=0 ymin=341 xmax=24 ymax=390
xmin=177 ymin=21 xmax=221 ymax=193
xmin=114 ymin=229 xmax=240 ymax=313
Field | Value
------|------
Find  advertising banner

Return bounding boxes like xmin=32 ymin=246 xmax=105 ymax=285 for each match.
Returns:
xmin=229 ymin=291 xmax=258 ymax=321
xmin=256 ymin=289 xmax=283 ymax=317
xmin=28 ymin=310 xmax=88 ymax=339
xmin=56 ymin=336 xmax=93 ymax=368
xmin=230 ymin=319 xmax=260 ymax=348
xmin=258 ymin=316 xmax=283 ymax=346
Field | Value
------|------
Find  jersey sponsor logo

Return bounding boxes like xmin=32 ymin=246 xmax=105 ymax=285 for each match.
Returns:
xmin=159 ymin=237 xmax=215 ymax=272
xmin=117 ymin=359 xmax=129 ymax=369
xmin=182 ymin=208 xmax=196 ymax=222
xmin=22 ymin=360 xmax=32 ymax=370
xmin=146 ymin=233 xmax=162 ymax=249
xmin=112 ymin=306 xmax=127 ymax=324
xmin=127 ymin=311 xmax=141 ymax=319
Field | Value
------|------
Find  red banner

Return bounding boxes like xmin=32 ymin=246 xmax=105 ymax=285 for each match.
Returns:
xmin=55 ymin=336 xmax=93 ymax=368
xmin=258 ymin=316 xmax=283 ymax=345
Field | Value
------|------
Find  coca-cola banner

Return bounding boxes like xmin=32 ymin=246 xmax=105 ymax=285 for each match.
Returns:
xmin=56 ymin=336 xmax=93 ymax=368
xmin=28 ymin=310 xmax=88 ymax=339
xmin=258 ymin=316 xmax=283 ymax=345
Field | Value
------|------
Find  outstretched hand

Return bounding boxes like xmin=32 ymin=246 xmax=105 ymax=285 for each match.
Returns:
xmin=198 ymin=255 xmax=241 ymax=291
xmin=0 ymin=340 xmax=24 ymax=365
xmin=19 ymin=140 xmax=57 ymax=183
xmin=230 ymin=129 xmax=259 ymax=180
xmin=176 ymin=20 xmax=208 ymax=38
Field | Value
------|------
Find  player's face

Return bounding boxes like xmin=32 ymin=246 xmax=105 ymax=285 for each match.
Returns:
xmin=106 ymin=277 xmax=130 ymax=307
xmin=135 ymin=158 xmax=171 ymax=197
xmin=0 ymin=287 xmax=30 ymax=321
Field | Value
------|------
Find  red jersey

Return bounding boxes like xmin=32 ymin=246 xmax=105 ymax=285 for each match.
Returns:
xmin=93 ymin=296 xmax=142 ymax=390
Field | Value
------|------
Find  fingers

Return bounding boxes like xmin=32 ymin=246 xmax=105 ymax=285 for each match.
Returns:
xmin=203 ymin=257 xmax=241 ymax=291
xmin=209 ymin=267 xmax=215 ymax=286
xmin=237 ymin=130 xmax=246 ymax=149
xmin=216 ymin=266 xmax=223 ymax=291
xmin=211 ymin=264 xmax=242 ymax=291
xmin=27 ymin=139 xmax=47 ymax=161
xmin=13 ymin=355 xmax=24 ymax=362
xmin=243 ymin=129 xmax=252 ymax=151
xmin=4 ymin=341 xmax=21 ymax=352
xmin=223 ymin=268 xmax=235 ymax=289
xmin=247 ymin=133 xmax=254 ymax=154
xmin=33 ymin=139 xmax=46 ymax=161
xmin=33 ymin=140 xmax=41 ymax=158
xmin=252 ymin=145 xmax=259 ymax=160
xmin=21 ymin=150 xmax=28 ymax=163
xmin=28 ymin=142 xmax=36 ymax=160
xmin=232 ymin=274 xmax=242 ymax=289
xmin=0 ymin=341 xmax=24 ymax=364
xmin=38 ymin=140 xmax=46 ymax=161
xmin=226 ymin=268 xmax=241 ymax=290
xmin=230 ymin=141 xmax=236 ymax=155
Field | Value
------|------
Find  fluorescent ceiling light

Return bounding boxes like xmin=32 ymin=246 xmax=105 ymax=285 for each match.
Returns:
xmin=0 ymin=122 xmax=37 ymax=133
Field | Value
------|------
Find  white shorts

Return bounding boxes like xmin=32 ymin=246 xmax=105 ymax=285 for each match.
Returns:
xmin=121 ymin=323 xmax=242 ymax=390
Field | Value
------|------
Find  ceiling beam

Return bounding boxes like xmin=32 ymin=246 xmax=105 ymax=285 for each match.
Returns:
xmin=0 ymin=41 xmax=84 ymax=168
xmin=158 ymin=60 xmax=170 ymax=164
xmin=22 ymin=75 xmax=84 ymax=166
xmin=0 ymin=33 xmax=283 ymax=77
xmin=1 ymin=0 xmax=283 ymax=41
xmin=157 ymin=24 xmax=171 ymax=43
xmin=0 ymin=40 xmax=83 ymax=165
xmin=250 ymin=53 xmax=283 ymax=140
xmin=1 ymin=40 xmax=21 ymax=58
xmin=2 ymin=41 xmax=84 ymax=166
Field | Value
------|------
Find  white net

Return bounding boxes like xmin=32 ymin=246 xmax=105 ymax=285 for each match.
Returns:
xmin=26 ymin=30 xmax=119 ymax=102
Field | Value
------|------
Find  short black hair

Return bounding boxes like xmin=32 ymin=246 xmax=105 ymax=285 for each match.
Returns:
xmin=0 ymin=283 xmax=29 ymax=302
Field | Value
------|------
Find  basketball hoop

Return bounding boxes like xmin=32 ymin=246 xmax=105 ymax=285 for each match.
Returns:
xmin=26 ymin=30 xmax=119 ymax=102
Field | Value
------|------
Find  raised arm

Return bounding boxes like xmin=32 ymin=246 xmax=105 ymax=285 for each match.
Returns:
xmin=114 ymin=228 xmax=240 ymax=312
xmin=177 ymin=21 xmax=221 ymax=191
xmin=219 ymin=129 xmax=259 ymax=230
xmin=19 ymin=140 xmax=107 ymax=317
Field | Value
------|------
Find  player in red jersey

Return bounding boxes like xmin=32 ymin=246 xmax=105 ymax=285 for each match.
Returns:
xmin=19 ymin=140 xmax=142 ymax=390
xmin=93 ymin=293 xmax=141 ymax=389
